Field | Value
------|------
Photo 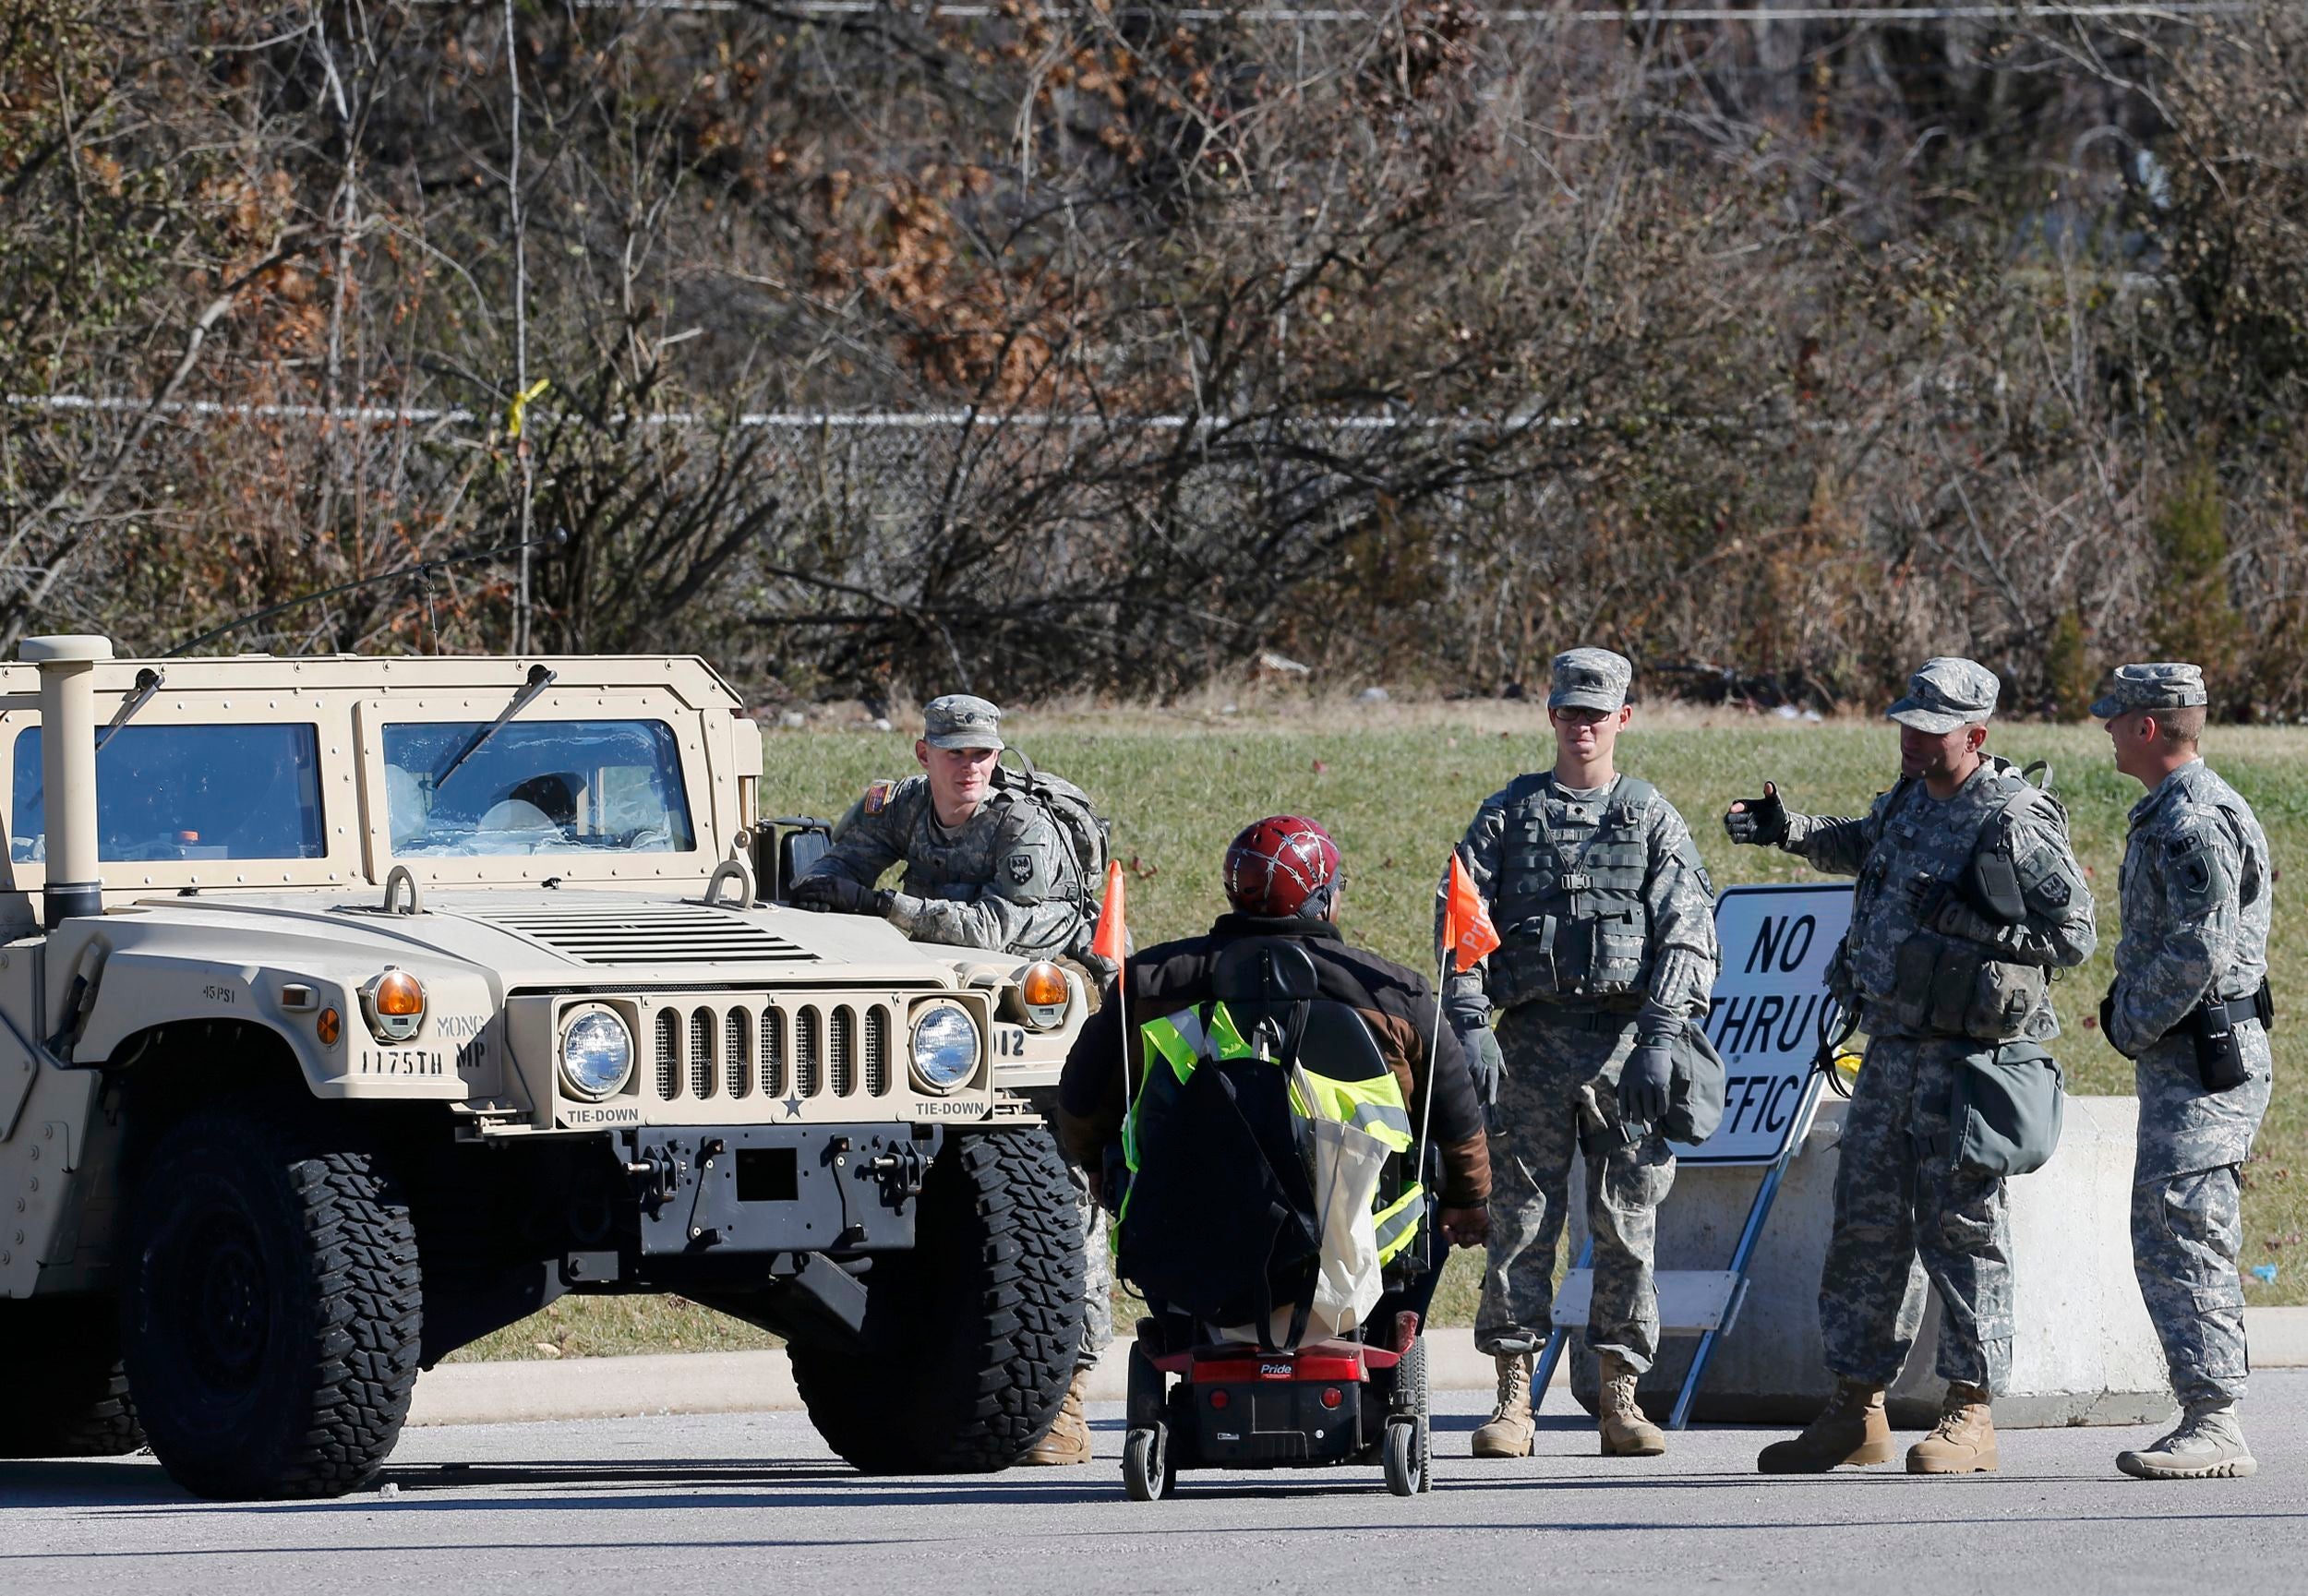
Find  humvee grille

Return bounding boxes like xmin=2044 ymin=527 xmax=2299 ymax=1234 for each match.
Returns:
xmin=632 ymin=998 xmax=899 ymax=1109
xmin=725 ymin=1010 xmax=751 ymax=1098
xmin=655 ymin=1009 xmax=680 ymax=1098
xmin=796 ymin=1006 xmax=822 ymax=1098
xmin=690 ymin=1009 xmax=715 ymax=1099
xmin=480 ymin=904 xmax=817 ymax=966
xmin=830 ymin=1007 xmax=855 ymax=1098
xmin=759 ymin=1005 xmax=785 ymax=1099
xmin=864 ymin=1007 xmax=889 ymax=1097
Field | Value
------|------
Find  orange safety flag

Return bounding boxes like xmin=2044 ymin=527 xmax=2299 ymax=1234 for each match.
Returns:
xmin=1441 ymin=849 xmax=1500 ymax=973
xmin=1090 ymin=859 xmax=1128 ymax=966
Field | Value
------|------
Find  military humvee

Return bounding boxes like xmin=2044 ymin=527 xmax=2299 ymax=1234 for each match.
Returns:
xmin=0 ymin=638 xmax=1092 ymax=1499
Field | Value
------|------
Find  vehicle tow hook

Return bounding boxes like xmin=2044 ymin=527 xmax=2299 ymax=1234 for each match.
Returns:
xmin=867 ymin=1143 xmax=930 ymax=1212
xmin=624 ymin=1144 xmax=684 ymax=1215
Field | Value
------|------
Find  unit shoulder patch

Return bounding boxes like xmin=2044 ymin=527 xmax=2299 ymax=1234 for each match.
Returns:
xmin=862 ymin=778 xmax=896 ymax=816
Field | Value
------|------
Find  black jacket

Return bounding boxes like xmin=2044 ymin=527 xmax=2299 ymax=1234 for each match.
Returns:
xmin=1056 ymin=913 xmax=1491 ymax=1207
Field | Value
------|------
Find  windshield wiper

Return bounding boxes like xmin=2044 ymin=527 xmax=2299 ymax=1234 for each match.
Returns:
xmin=431 ymin=664 xmax=557 ymax=794
xmin=95 ymin=667 xmax=164 ymax=753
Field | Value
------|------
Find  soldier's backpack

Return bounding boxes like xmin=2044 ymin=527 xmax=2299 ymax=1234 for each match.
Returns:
xmin=994 ymin=751 xmax=1112 ymax=913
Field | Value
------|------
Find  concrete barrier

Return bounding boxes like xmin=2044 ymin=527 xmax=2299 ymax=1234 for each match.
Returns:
xmin=1567 ymin=1094 xmax=2175 ymax=1428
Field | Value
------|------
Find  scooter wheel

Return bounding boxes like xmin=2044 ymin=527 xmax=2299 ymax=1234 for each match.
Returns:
xmin=1124 ymin=1422 xmax=1173 ymax=1502
xmin=1382 ymin=1418 xmax=1424 ymax=1497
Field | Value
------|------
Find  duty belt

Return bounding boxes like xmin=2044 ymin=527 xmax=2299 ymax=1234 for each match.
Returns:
xmin=2201 ymin=990 xmax=2272 ymax=1031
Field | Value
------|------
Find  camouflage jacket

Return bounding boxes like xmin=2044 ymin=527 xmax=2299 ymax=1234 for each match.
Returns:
xmin=2106 ymin=759 xmax=2273 ymax=1059
xmin=1441 ymin=773 xmax=1719 ymax=1041
xmin=1776 ymin=756 xmax=2097 ymax=1040
xmin=800 ymin=773 xmax=1088 ymax=959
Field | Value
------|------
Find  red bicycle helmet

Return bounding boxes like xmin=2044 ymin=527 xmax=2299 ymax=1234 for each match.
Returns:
xmin=1223 ymin=815 xmax=1342 ymax=918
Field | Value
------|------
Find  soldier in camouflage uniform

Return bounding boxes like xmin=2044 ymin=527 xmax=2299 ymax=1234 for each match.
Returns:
xmin=791 ymin=694 xmax=1110 ymax=1466
xmin=2094 ymin=664 xmax=2275 ymax=1482
xmin=1444 ymin=648 xmax=1720 ymax=1460
xmin=792 ymin=694 xmax=1092 ymax=959
xmin=1728 ymin=658 xmax=2097 ymax=1476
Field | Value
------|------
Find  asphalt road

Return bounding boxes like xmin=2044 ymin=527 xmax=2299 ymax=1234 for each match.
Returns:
xmin=6 ymin=1377 xmax=2303 ymax=1594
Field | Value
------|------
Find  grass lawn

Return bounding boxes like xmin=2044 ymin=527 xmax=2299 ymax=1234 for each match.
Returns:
xmin=454 ymin=705 xmax=2308 ymax=1360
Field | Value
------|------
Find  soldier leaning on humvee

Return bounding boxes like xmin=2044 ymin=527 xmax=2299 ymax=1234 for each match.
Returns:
xmin=2096 ymin=663 xmax=2276 ymax=1482
xmin=789 ymin=694 xmax=1112 ymax=1467
xmin=791 ymin=694 xmax=1093 ymax=960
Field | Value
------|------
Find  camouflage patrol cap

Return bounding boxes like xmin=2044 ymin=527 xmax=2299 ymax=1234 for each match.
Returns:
xmin=1886 ymin=656 xmax=2000 ymax=733
xmin=2090 ymin=662 xmax=2209 ymax=722
xmin=1549 ymin=647 xmax=1632 ymax=713
xmin=921 ymin=693 xmax=1004 ymax=751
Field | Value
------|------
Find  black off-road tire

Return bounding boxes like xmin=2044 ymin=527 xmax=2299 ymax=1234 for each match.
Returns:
xmin=122 ymin=1105 xmax=422 ymax=1500
xmin=0 ymin=1295 xmax=145 ymax=1458
xmin=791 ymin=1127 xmax=1084 ymax=1473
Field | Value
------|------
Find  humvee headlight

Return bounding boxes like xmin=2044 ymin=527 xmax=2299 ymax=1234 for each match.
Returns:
xmin=1017 ymin=961 xmax=1071 ymax=1031
xmin=909 ymin=1004 xmax=980 ymax=1094
xmin=361 ymin=968 xmax=427 ymax=1043
xmin=559 ymin=1007 xmax=634 ymax=1101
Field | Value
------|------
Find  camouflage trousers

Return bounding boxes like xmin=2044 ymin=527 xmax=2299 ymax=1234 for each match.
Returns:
xmin=2134 ymin=1022 xmax=2273 ymax=1408
xmin=1474 ymin=1010 xmax=1677 ymax=1373
xmin=1820 ymin=1036 xmax=2013 ymax=1392
xmin=1028 ymin=1088 xmax=1113 ymax=1373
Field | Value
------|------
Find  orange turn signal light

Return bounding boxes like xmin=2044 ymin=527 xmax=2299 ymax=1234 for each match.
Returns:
xmin=375 ymin=969 xmax=426 ymax=1018
xmin=316 ymin=1008 xmax=342 ymax=1046
xmin=1019 ymin=961 xmax=1069 ymax=1009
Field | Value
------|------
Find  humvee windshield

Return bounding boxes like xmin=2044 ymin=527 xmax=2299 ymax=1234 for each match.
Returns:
xmin=381 ymin=718 xmax=696 ymax=857
xmin=11 ymin=724 xmax=327 ymax=862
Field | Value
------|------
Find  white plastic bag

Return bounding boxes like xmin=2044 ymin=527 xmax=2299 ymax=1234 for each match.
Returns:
xmin=1220 ymin=1070 xmax=1390 ymax=1348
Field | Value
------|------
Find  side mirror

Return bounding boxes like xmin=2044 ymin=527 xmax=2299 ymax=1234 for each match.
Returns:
xmin=760 ymin=816 xmax=835 ymax=903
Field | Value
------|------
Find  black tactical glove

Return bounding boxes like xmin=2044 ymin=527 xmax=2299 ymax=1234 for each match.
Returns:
xmin=1723 ymin=780 xmax=1787 ymax=847
xmin=2098 ymin=988 xmax=2128 ymax=1057
xmin=1077 ymin=948 xmax=1121 ymax=986
xmin=1908 ymin=875 xmax=1958 ymax=930
xmin=1618 ymin=1042 xmax=1673 ymax=1128
xmin=789 ymin=873 xmax=889 ymax=918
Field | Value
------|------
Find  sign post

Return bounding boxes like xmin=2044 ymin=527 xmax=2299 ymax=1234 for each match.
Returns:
xmin=1540 ymin=882 xmax=1855 ymax=1428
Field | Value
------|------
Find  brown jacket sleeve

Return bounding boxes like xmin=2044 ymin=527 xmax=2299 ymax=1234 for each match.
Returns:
xmin=1340 ymin=954 xmax=1491 ymax=1208
xmin=1055 ymin=988 xmax=1130 ymax=1170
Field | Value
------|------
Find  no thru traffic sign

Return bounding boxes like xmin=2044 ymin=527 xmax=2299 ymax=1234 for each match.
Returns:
xmin=1669 ymin=882 xmax=1855 ymax=1167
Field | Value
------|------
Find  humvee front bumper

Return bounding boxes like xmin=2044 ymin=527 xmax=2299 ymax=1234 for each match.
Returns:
xmin=616 ymin=1122 xmax=942 ymax=1258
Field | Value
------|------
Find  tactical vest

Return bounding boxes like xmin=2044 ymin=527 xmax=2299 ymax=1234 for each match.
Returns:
xmin=1847 ymin=762 xmax=2062 ymax=1042
xmin=1485 ymin=774 xmax=1659 ymax=1011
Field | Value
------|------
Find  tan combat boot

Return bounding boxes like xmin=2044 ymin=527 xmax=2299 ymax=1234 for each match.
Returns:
xmin=1597 ymin=1351 xmax=1667 ymax=1458
xmin=1756 ymin=1378 xmax=1894 ymax=1472
xmin=1471 ymin=1352 xmax=1535 ymax=1458
xmin=2117 ymin=1402 xmax=2257 ymax=1481
xmin=1907 ymin=1382 xmax=1999 ymax=1474
xmin=1021 ymin=1367 xmax=1093 ymax=1466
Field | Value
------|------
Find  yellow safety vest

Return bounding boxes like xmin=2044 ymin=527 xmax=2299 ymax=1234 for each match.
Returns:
xmin=1134 ymin=1000 xmax=1426 ymax=1266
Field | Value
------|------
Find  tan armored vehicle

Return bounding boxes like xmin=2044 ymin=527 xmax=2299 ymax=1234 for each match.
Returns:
xmin=0 ymin=638 xmax=1093 ymax=1499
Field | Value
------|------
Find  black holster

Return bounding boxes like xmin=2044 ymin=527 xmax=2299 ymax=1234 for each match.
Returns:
xmin=2190 ymin=980 xmax=2271 ymax=1093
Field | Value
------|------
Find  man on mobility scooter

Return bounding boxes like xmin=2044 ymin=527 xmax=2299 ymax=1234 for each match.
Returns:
xmin=1056 ymin=817 xmax=1493 ymax=1499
